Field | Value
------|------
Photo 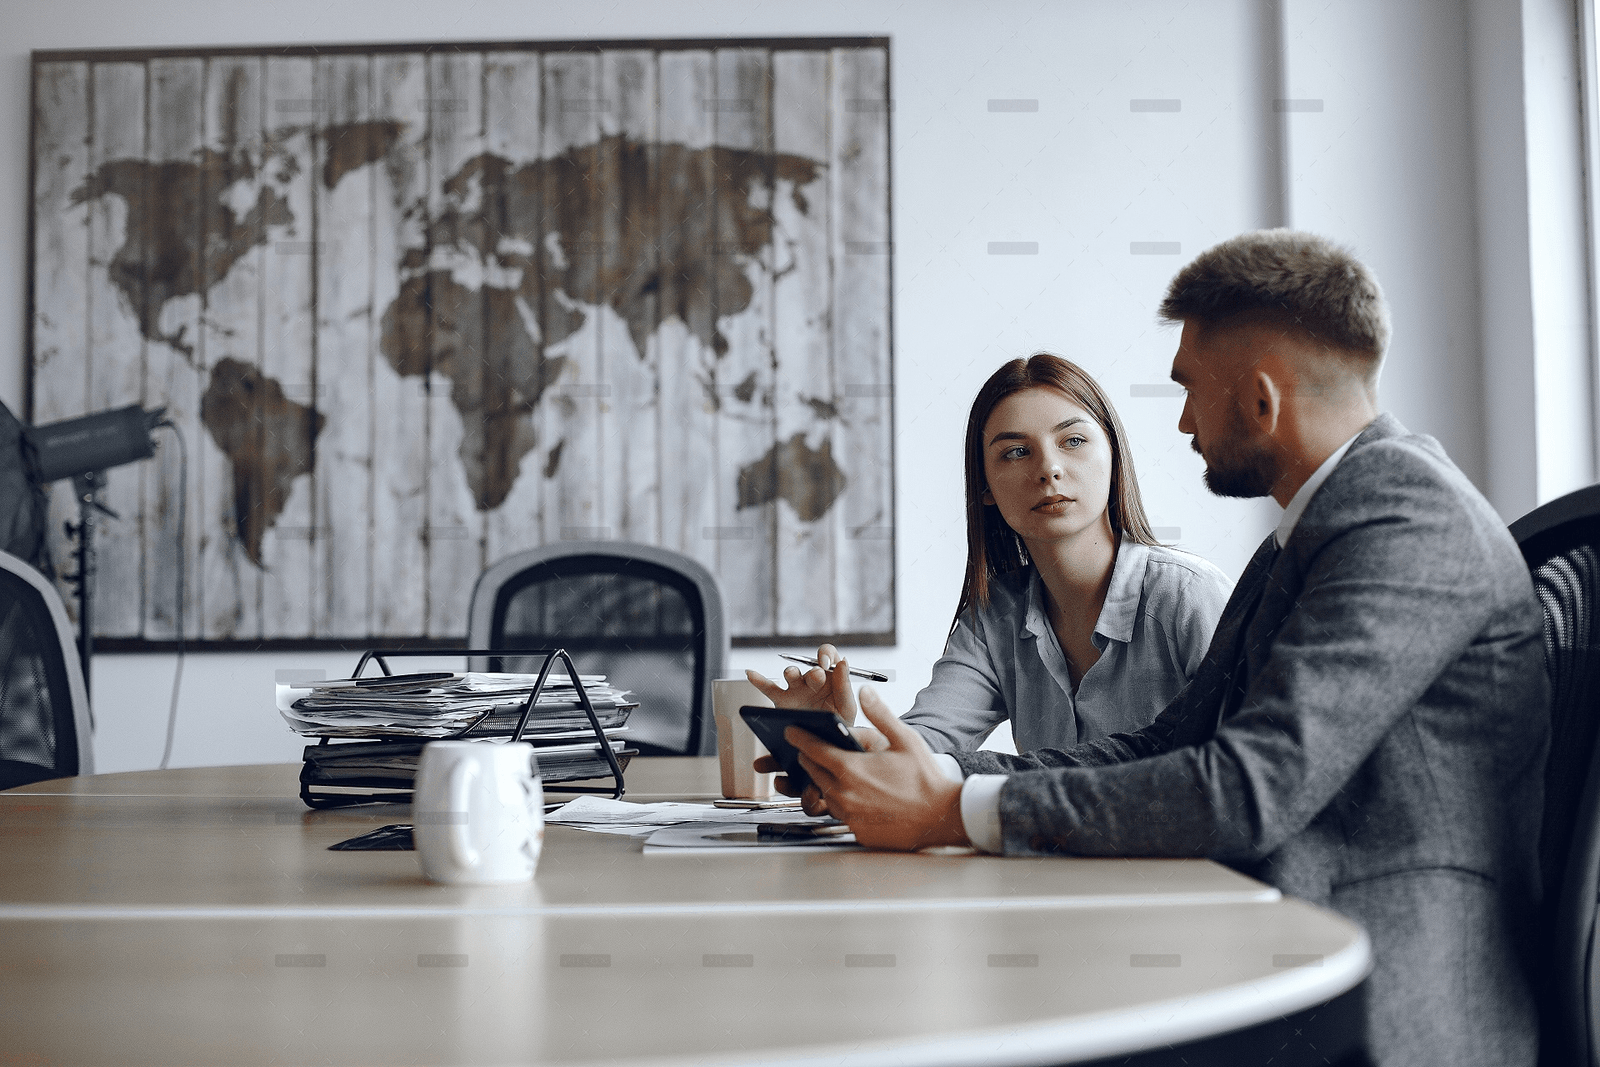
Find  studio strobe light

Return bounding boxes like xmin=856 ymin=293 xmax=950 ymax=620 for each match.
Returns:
xmin=22 ymin=404 xmax=168 ymax=696
xmin=25 ymin=405 xmax=164 ymax=484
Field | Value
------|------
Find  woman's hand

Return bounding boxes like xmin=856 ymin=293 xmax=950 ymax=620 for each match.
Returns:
xmin=746 ymin=646 xmax=873 ymax=815
xmin=744 ymin=644 xmax=860 ymax=723
xmin=785 ymin=686 xmax=968 ymax=851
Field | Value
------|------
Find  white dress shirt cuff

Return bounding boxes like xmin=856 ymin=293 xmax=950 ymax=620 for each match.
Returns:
xmin=928 ymin=754 xmax=1005 ymax=852
xmin=959 ymin=774 xmax=1008 ymax=853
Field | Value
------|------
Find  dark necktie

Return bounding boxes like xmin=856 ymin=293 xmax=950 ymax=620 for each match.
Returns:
xmin=1210 ymin=534 xmax=1282 ymax=725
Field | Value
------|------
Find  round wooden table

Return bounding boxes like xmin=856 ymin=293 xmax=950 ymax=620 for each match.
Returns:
xmin=0 ymin=760 xmax=1370 ymax=1066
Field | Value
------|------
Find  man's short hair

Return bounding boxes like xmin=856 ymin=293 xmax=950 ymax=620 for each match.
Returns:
xmin=1159 ymin=230 xmax=1390 ymax=372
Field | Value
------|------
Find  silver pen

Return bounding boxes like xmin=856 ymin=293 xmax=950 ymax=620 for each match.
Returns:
xmin=777 ymin=653 xmax=890 ymax=683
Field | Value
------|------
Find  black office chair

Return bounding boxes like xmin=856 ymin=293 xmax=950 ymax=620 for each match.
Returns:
xmin=466 ymin=541 xmax=727 ymax=756
xmin=1510 ymin=483 xmax=1600 ymax=1066
xmin=0 ymin=549 xmax=93 ymax=790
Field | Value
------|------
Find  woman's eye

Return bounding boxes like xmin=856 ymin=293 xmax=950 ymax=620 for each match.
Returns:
xmin=1062 ymin=435 xmax=1087 ymax=448
xmin=1002 ymin=446 xmax=1028 ymax=460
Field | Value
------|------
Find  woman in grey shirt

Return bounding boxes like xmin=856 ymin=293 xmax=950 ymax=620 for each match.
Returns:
xmin=905 ymin=541 xmax=1230 ymax=752
xmin=754 ymin=353 xmax=1232 ymax=754
xmin=901 ymin=353 xmax=1232 ymax=752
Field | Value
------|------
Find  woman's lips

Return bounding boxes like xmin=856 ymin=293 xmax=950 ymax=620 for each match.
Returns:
xmin=1033 ymin=496 xmax=1073 ymax=512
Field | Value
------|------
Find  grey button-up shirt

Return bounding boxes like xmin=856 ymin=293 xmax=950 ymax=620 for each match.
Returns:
xmin=902 ymin=541 xmax=1233 ymax=753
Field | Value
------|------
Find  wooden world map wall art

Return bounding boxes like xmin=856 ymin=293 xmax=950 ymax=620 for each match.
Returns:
xmin=29 ymin=38 xmax=894 ymax=648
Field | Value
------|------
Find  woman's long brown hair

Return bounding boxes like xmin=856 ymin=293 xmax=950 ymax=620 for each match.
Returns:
xmin=954 ymin=353 xmax=1160 ymax=628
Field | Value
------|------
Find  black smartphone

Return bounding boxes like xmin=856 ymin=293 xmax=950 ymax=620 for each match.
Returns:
xmin=739 ymin=707 xmax=865 ymax=792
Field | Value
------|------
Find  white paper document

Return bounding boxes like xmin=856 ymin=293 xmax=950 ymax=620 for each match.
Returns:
xmin=546 ymin=796 xmax=741 ymax=836
xmin=547 ymin=796 xmax=859 ymax=851
xmin=642 ymin=822 xmax=860 ymax=854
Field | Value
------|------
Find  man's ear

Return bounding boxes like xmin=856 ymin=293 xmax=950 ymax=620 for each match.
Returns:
xmin=1249 ymin=367 xmax=1283 ymax=436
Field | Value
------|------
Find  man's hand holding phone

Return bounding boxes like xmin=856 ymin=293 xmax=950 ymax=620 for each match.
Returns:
xmin=749 ymin=687 xmax=968 ymax=851
xmin=747 ymin=707 xmax=888 ymax=816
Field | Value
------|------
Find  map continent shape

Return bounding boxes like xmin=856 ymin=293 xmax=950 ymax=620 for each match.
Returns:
xmin=73 ymin=122 xmax=847 ymax=567
xmin=378 ymin=134 xmax=826 ymax=512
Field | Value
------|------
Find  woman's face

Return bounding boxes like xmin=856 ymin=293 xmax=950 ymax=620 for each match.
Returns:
xmin=980 ymin=387 xmax=1115 ymax=549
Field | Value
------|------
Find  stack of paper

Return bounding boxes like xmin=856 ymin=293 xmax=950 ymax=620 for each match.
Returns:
xmin=284 ymin=671 xmax=638 ymax=796
xmin=278 ymin=672 xmax=636 ymax=739
xmin=302 ymin=737 xmax=634 ymax=786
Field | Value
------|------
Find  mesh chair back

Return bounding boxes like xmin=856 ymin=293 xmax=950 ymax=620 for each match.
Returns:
xmin=467 ymin=543 xmax=726 ymax=756
xmin=1511 ymin=485 xmax=1600 ymax=1066
xmin=0 ymin=550 xmax=92 ymax=789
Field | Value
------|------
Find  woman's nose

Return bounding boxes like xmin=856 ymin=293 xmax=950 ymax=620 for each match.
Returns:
xmin=1040 ymin=461 xmax=1062 ymax=482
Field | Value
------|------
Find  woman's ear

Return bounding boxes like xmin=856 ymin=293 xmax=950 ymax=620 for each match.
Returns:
xmin=981 ymin=488 xmax=994 ymax=506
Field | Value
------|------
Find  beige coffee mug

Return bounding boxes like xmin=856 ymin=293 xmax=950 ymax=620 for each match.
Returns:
xmin=713 ymin=678 xmax=776 ymax=800
xmin=413 ymin=740 xmax=543 ymax=885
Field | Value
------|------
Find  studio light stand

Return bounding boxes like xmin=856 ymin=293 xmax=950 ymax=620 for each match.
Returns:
xmin=25 ymin=405 xmax=168 ymax=698
xmin=60 ymin=470 xmax=116 ymax=697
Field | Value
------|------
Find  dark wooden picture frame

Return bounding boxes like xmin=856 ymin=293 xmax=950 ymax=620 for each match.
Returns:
xmin=29 ymin=37 xmax=894 ymax=650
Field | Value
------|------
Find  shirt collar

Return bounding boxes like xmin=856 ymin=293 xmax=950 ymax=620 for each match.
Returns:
xmin=1274 ymin=432 xmax=1360 ymax=548
xmin=1020 ymin=539 xmax=1146 ymax=644
xmin=1094 ymin=540 xmax=1146 ymax=643
xmin=1022 ymin=570 xmax=1048 ymax=639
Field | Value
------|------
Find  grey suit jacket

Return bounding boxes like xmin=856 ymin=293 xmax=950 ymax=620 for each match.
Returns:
xmin=952 ymin=414 xmax=1550 ymax=1066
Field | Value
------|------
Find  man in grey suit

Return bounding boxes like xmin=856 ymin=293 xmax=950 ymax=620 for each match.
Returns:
xmin=768 ymin=230 xmax=1551 ymax=1065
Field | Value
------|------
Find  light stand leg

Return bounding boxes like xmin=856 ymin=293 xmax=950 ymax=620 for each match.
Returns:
xmin=69 ymin=470 xmax=111 ymax=701
xmin=77 ymin=492 xmax=93 ymax=700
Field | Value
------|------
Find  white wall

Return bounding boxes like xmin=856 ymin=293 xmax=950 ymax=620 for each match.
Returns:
xmin=0 ymin=0 xmax=1529 ymax=771
xmin=1469 ymin=0 xmax=1597 ymax=518
xmin=1283 ymin=0 xmax=1487 ymax=483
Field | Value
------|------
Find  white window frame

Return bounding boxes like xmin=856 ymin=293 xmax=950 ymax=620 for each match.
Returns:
xmin=1582 ymin=0 xmax=1600 ymax=479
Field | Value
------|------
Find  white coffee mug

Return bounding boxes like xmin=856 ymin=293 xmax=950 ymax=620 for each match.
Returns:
xmin=713 ymin=678 xmax=777 ymax=800
xmin=413 ymin=741 xmax=543 ymax=885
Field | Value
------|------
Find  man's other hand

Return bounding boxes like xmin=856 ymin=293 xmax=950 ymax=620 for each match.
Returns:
xmin=785 ymin=686 xmax=968 ymax=850
xmin=754 ymin=723 xmax=887 ymax=816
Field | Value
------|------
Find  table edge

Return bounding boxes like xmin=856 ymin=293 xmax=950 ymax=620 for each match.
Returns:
xmin=540 ymin=930 xmax=1373 ymax=1067
xmin=0 ymin=884 xmax=1281 ymax=921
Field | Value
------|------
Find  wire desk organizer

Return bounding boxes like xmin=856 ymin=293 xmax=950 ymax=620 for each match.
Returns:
xmin=298 ymin=647 xmax=629 ymax=809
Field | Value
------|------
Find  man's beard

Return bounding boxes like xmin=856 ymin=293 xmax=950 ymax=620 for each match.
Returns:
xmin=1195 ymin=410 xmax=1277 ymax=498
